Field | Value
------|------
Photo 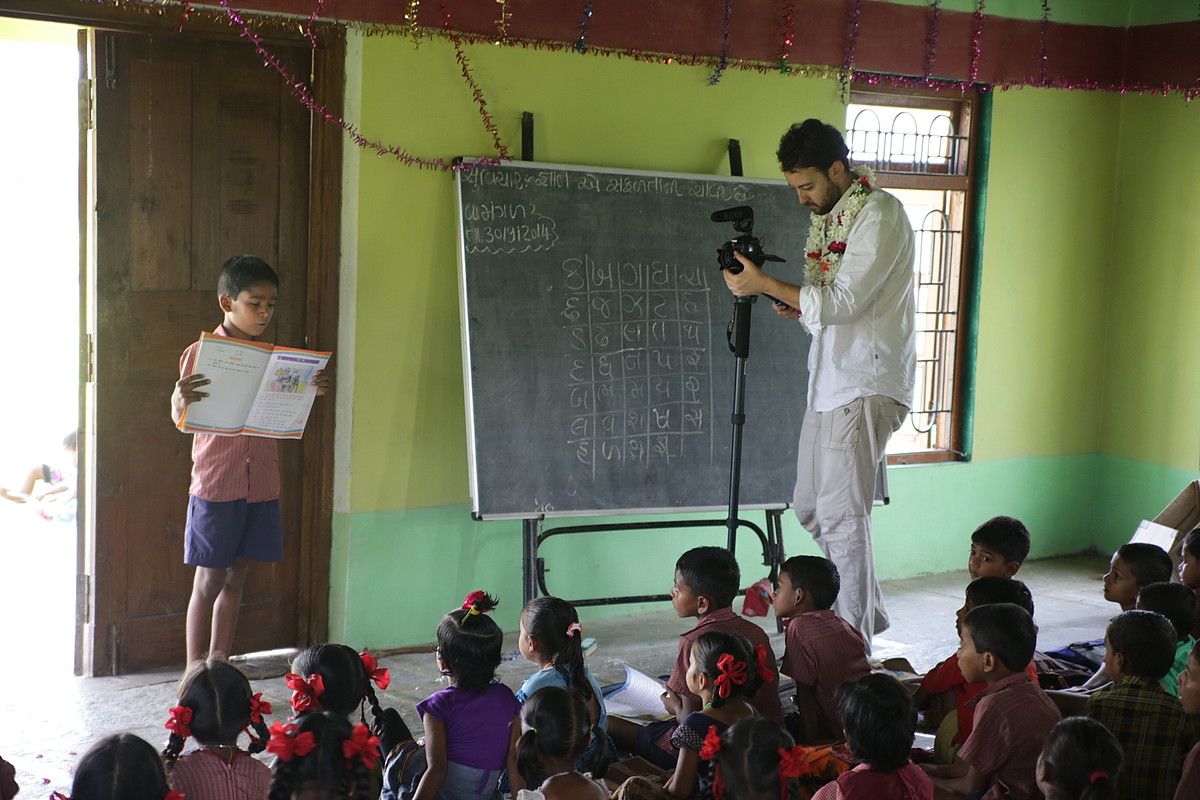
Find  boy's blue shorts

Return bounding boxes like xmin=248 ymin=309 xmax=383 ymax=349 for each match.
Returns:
xmin=184 ymin=496 xmax=283 ymax=568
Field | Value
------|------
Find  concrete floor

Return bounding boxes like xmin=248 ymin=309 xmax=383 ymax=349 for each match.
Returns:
xmin=0 ymin=553 xmax=1114 ymax=797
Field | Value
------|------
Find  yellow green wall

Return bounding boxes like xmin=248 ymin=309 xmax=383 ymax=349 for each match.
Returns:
xmin=330 ymin=33 xmax=1146 ymax=648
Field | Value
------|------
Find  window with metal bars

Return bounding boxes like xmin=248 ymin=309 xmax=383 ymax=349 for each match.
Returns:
xmin=845 ymin=87 xmax=979 ymax=463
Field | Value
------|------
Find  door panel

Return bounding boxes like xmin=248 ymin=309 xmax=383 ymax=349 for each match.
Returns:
xmin=87 ymin=30 xmax=313 ymax=674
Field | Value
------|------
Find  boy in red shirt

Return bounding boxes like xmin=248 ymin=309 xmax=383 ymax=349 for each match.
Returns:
xmin=171 ymin=256 xmax=330 ymax=663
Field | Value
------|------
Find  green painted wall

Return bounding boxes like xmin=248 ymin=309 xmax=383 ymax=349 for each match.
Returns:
xmin=330 ymin=33 xmax=1131 ymax=647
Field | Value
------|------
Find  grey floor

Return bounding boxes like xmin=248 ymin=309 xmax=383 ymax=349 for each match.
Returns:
xmin=0 ymin=554 xmax=1113 ymax=797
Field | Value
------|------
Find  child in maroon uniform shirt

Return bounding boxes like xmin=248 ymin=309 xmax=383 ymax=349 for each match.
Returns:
xmin=172 ymin=255 xmax=330 ymax=663
xmin=607 ymin=546 xmax=781 ymax=768
xmin=773 ymin=555 xmax=869 ymax=743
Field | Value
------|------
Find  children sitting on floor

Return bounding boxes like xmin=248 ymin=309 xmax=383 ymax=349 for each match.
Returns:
xmin=1086 ymin=609 xmax=1198 ymax=800
xmin=914 ymin=577 xmax=1037 ymax=763
xmin=287 ymin=643 xmax=392 ymax=725
xmin=161 ymin=660 xmax=272 ymax=800
xmin=515 ymin=596 xmax=614 ymax=776
xmin=65 ymin=733 xmax=177 ymax=800
xmin=1178 ymin=528 xmax=1200 ymax=640
xmin=812 ymin=673 xmax=933 ymax=800
xmin=921 ymin=603 xmax=1061 ymax=799
xmin=613 ymin=631 xmax=764 ymax=800
xmin=380 ymin=590 xmax=520 ymax=800
xmin=268 ymin=711 xmax=379 ymax=799
xmin=709 ymin=718 xmax=803 ymax=800
xmin=1035 ymin=717 xmax=1122 ymax=800
xmin=967 ymin=516 xmax=1030 ymax=580
xmin=1135 ymin=582 xmax=1198 ymax=694
xmin=608 ymin=546 xmax=781 ymax=768
xmin=1175 ymin=639 xmax=1200 ymax=799
xmin=773 ymin=555 xmax=870 ymax=743
xmin=513 ymin=686 xmax=609 ymax=800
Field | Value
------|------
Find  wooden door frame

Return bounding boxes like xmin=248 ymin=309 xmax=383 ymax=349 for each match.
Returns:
xmin=0 ymin=1 xmax=342 ymax=673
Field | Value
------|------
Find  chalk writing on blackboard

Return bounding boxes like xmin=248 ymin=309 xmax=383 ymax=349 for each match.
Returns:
xmin=557 ymin=254 xmax=714 ymax=479
xmin=464 ymin=203 xmax=559 ymax=254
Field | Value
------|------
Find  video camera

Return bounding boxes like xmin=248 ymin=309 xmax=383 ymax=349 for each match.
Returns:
xmin=711 ymin=205 xmax=784 ymax=274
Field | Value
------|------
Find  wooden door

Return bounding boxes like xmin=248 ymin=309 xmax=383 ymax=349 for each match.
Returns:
xmin=82 ymin=29 xmax=320 ymax=675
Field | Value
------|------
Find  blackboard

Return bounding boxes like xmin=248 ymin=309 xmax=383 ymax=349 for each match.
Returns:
xmin=456 ymin=160 xmax=815 ymax=519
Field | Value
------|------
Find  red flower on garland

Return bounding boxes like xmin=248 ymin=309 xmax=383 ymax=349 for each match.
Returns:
xmin=827 ymin=241 xmax=846 ymax=254
xmin=806 ymin=250 xmax=823 ymax=260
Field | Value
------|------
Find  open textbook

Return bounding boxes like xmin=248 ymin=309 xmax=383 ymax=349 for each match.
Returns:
xmin=178 ymin=332 xmax=332 ymax=440
xmin=601 ymin=664 xmax=673 ymax=721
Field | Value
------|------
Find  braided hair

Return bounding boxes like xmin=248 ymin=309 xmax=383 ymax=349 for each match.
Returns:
xmin=691 ymin=631 xmax=761 ymax=710
xmin=162 ymin=660 xmax=270 ymax=767
xmin=714 ymin=718 xmax=797 ymax=800
xmin=291 ymin=643 xmax=390 ymax=731
xmin=437 ymin=591 xmax=503 ymax=691
xmin=267 ymin=712 xmax=372 ymax=800
xmin=72 ymin=734 xmax=170 ymax=800
xmin=516 ymin=686 xmax=608 ymax=788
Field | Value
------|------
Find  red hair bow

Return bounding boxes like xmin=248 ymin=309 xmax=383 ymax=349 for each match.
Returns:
xmin=285 ymin=673 xmax=325 ymax=713
xmin=461 ymin=590 xmax=487 ymax=611
xmin=342 ymin=722 xmax=381 ymax=770
xmin=713 ymin=653 xmax=748 ymax=698
xmin=267 ymin=721 xmax=317 ymax=762
xmin=360 ymin=651 xmax=391 ymax=691
xmin=249 ymin=692 xmax=272 ymax=725
xmin=165 ymin=791 xmax=187 ymax=800
xmin=165 ymin=705 xmax=193 ymax=739
xmin=754 ymin=644 xmax=776 ymax=684
xmin=698 ymin=725 xmax=723 ymax=760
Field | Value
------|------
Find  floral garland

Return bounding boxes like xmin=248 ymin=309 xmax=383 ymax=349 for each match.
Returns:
xmin=804 ymin=168 xmax=876 ymax=287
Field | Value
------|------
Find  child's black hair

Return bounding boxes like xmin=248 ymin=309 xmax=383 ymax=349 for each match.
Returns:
xmin=1183 ymin=528 xmax=1200 ymax=561
xmin=715 ymin=717 xmax=796 ymax=800
xmin=970 ymin=516 xmax=1031 ymax=564
xmin=779 ymin=555 xmax=840 ymax=611
xmin=267 ymin=712 xmax=371 ymax=800
xmin=437 ymin=590 xmax=503 ymax=692
xmin=1115 ymin=543 xmax=1172 ymax=587
xmin=692 ymin=631 xmax=761 ymax=710
xmin=218 ymin=254 xmax=280 ymax=297
xmin=1136 ymin=581 xmax=1197 ymax=642
xmin=291 ymin=643 xmax=387 ymax=729
xmin=1039 ymin=716 xmax=1122 ymax=800
xmin=962 ymin=603 xmax=1037 ymax=673
xmin=162 ymin=660 xmax=270 ymax=766
xmin=835 ymin=673 xmax=915 ymax=773
xmin=71 ymin=733 xmax=170 ymax=800
xmin=1106 ymin=609 xmax=1177 ymax=679
xmin=521 ymin=596 xmax=594 ymax=704
xmin=516 ymin=686 xmax=607 ymax=788
xmin=676 ymin=546 xmax=741 ymax=609
xmin=965 ymin=576 xmax=1035 ymax=617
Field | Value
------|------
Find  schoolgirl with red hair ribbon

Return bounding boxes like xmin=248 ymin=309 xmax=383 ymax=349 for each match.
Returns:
xmin=266 ymin=711 xmax=376 ymax=800
xmin=701 ymin=716 xmax=816 ymax=800
xmin=160 ymin=660 xmax=272 ymax=800
xmin=62 ymin=733 xmax=182 ymax=800
xmin=288 ymin=643 xmax=395 ymax=736
xmin=612 ymin=631 xmax=759 ymax=800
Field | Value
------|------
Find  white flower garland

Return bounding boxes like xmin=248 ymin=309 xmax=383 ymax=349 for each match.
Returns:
xmin=804 ymin=167 xmax=876 ymax=288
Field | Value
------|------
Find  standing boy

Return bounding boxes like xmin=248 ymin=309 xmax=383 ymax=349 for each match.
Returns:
xmin=171 ymin=255 xmax=330 ymax=663
xmin=607 ymin=546 xmax=781 ymax=768
xmin=923 ymin=603 xmax=1061 ymax=799
xmin=773 ymin=555 xmax=870 ymax=742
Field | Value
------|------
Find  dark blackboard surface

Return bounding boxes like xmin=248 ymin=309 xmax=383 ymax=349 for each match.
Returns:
xmin=456 ymin=160 xmax=813 ymax=518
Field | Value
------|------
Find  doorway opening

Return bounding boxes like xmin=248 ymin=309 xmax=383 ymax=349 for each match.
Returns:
xmin=0 ymin=16 xmax=81 ymax=680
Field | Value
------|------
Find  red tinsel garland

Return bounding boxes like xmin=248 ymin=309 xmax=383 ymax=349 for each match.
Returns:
xmin=841 ymin=0 xmax=866 ymax=101
xmin=968 ymin=0 xmax=986 ymax=84
xmin=708 ymin=0 xmax=733 ymax=85
xmin=304 ymin=0 xmax=326 ymax=48
xmin=574 ymin=1 xmax=594 ymax=53
xmin=923 ymin=0 xmax=941 ymax=80
xmin=1037 ymin=0 xmax=1051 ymax=87
xmin=777 ymin=0 xmax=796 ymax=74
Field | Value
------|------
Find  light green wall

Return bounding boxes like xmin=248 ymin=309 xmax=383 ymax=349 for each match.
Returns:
xmin=332 ymin=34 xmax=1134 ymax=647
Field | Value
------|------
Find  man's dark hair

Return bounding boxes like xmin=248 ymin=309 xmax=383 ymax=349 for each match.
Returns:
xmin=218 ymin=254 xmax=280 ymax=297
xmin=835 ymin=674 xmax=916 ymax=772
xmin=1106 ymin=609 xmax=1177 ymax=679
xmin=970 ymin=516 xmax=1031 ymax=564
xmin=965 ymin=576 xmax=1035 ymax=617
xmin=676 ymin=546 xmax=740 ymax=608
xmin=776 ymin=119 xmax=850 ymax=173
xmin=1115 ymin=543 xmax=1173 ymax=588
xmin=1137 ymin=582 xmax=1198 ymax=642
xmin=963 ymin=603 xmax=1037 ymax=673
xmin=780 ymin=555 xmax=840 ymax=611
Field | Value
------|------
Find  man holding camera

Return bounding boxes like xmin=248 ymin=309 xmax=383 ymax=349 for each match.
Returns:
xmin=723 ymin=119 xmax=915 ymax=649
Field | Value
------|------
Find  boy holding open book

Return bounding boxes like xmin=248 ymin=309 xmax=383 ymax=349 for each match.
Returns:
xmin=170 ymin=255 xmax=331 ymax=664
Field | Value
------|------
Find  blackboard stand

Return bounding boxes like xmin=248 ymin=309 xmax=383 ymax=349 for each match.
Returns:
xmin=521 ymin=510 xmax=787 ymax=608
